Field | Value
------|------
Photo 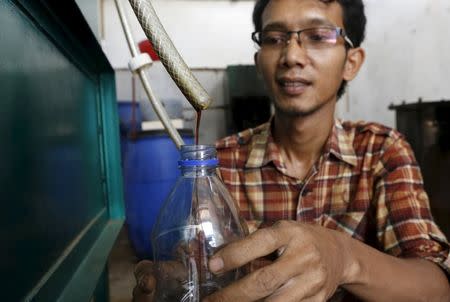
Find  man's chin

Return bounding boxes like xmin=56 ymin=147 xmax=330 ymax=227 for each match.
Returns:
xmin=273 ymin=103 xmax=321 ymax=118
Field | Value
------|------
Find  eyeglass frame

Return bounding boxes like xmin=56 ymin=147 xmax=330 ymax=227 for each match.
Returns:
xmin=251 ymin=27 xmax=355 ymax=49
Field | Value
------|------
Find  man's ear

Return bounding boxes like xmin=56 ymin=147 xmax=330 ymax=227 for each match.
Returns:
xmin=343 ymin=47 xmax=365 ymax=81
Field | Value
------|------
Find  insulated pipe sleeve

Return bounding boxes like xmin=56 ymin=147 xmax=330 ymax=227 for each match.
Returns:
xmin=128 ymin=0 xmax=212 ymax=111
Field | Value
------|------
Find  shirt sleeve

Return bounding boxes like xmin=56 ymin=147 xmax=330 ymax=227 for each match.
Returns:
xmin=373 ymin=136 xmax=450 ymax=275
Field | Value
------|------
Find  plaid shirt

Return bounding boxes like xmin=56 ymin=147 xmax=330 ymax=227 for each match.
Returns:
xmin=216 ymin=119 xmax=450 ymax=280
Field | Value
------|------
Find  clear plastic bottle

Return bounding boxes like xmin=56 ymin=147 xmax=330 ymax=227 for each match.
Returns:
xmin=151 ymin=145 xmax=247 ymax=302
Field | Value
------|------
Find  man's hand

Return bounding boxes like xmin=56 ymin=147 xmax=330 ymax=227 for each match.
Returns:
xmin=132 ymin=260 xmax=156 ymax=302
xmin=132 ymin=260 xmax=188 ymax=302
xmin=204 ymin=220 xmax=356 ymax=302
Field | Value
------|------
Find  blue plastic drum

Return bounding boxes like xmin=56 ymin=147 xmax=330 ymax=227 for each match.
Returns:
xmin=118 ymin=102 xmax=142 ymax=164
xmin=118 ymin=102 xmax=142 ymax=133
xmin=123 ymin=131 xmax=194 ymax=259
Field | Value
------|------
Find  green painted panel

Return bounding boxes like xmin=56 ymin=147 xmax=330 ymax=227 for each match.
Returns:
xmin=0 ymin=1 xmax=124 ymax=301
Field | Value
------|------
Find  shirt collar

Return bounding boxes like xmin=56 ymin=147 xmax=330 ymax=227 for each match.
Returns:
xmin=245 ymin=118 xmax=357 ymax=169
xmin=245 ymin=120 xmax=282 ymax=169
xmin=326 ymin=119 xmax=357 ymax=167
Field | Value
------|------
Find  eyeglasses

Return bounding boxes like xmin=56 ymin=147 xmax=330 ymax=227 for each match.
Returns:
xmin=251 ymin=27 xmax=354 ymax=50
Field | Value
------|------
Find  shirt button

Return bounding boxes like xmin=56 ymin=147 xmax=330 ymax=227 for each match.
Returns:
xmin=431 ymin=245 xmax=440 ymax=252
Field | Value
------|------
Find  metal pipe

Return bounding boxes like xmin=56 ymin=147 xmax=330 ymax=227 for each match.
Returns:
xmin=127 ymin=0 xmax=212 ymax=111
xmin=114 ymin=0 xmax=184 ymax=148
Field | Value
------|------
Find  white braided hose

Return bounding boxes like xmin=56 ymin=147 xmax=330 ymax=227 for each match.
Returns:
xmin=115 ymin=0 xmax=184 ymax=148
xmin=128 ymin=0 xmax=212 ymax=111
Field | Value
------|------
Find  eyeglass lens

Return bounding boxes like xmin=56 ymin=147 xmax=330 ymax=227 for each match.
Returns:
xmin=257 ymin=28 xmax=342 ymax=50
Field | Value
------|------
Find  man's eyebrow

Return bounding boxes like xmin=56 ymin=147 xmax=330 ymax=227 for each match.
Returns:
xmin=262 ymin=18 xmax=336 ymax=31
xmin=262 ymin=22 xmax=287 ymax=31
xmin=307 ymin=17 xmax=336 ymax=27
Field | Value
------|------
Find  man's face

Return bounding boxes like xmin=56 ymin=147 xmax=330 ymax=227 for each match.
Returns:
xmin=255 ymin=0 xmax=349 ymax=117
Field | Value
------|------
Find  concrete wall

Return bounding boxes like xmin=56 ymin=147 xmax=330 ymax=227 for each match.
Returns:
xmin=102 ymin=0 xmax=255 ymax=69
xmin=337 ymin=0 xmax=450 ymax=127
xmin=104 ymin=0 xmax=450 ymax=143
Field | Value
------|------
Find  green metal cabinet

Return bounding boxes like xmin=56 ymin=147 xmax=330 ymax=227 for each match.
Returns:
xmin=0 ymin=0 xmax=125 ymax=301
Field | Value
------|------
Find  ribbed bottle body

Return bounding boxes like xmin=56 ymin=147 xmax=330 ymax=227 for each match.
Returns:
xmin=152 ymin=145 xmax=246 ymax=301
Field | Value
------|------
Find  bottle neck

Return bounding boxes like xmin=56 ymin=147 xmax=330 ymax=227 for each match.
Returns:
xmin=180 ymin=165 xmax=217 ymax=177
xmin=178 ymin=145 xmax=218 ymax=177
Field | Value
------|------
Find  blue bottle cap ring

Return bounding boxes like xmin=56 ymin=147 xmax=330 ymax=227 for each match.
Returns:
xmin=178 ymin=159 xmax=219 ymax=167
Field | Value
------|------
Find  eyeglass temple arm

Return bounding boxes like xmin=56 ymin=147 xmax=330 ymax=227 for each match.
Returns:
xmin=340 ymin=29 xmax=354 ymax=48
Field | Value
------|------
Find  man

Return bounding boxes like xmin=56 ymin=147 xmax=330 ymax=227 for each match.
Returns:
xmin=134 ymin=0 xmax=450 ymax=301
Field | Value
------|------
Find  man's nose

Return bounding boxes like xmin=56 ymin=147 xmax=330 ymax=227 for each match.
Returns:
xmin=286 ymin=31 xmax=300 ymax=45
xmin=280 ymin=34 xmax=309 ymax=67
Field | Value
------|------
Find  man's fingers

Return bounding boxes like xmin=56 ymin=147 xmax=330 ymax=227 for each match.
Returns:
xmin=132 ymin=284 xmax=155 ymax=302
xmin=205 ymin=253 xmax=307 ymax=302
xmin=134 ymin=260 xmax=154 ymax=277
xmin=134 ymin=260 xmax=155 ymax=293
xmin=209 ymin=224 xmax=291 ymax=273
xmin=132 ymin=260 xmax=156 ymax=301
xmin=160 ymin=260 xmax=188 ymax=280
xmin=134 ymin=260 xmax=187 ymax=293
xmin=263 ymin=272 xmax=327 ymax=302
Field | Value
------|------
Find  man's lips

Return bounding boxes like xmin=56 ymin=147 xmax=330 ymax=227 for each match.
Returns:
xmin=277 ymin=77 xmax=312 ymax=96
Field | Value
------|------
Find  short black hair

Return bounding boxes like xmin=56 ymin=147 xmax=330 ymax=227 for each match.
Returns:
xmin=252 ymin=0 xmax=366 ymax=100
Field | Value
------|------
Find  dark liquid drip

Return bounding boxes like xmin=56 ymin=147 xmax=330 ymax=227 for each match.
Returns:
xmin=195 ymin=110 xmax=202 ymax=145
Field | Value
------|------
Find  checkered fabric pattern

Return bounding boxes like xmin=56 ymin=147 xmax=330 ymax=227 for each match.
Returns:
xmin=216 ymin=119 xmax=450 ymax=276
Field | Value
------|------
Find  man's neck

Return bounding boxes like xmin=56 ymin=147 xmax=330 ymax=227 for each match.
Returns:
xmin=272 ymin=103 xmax=335 ymax=179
